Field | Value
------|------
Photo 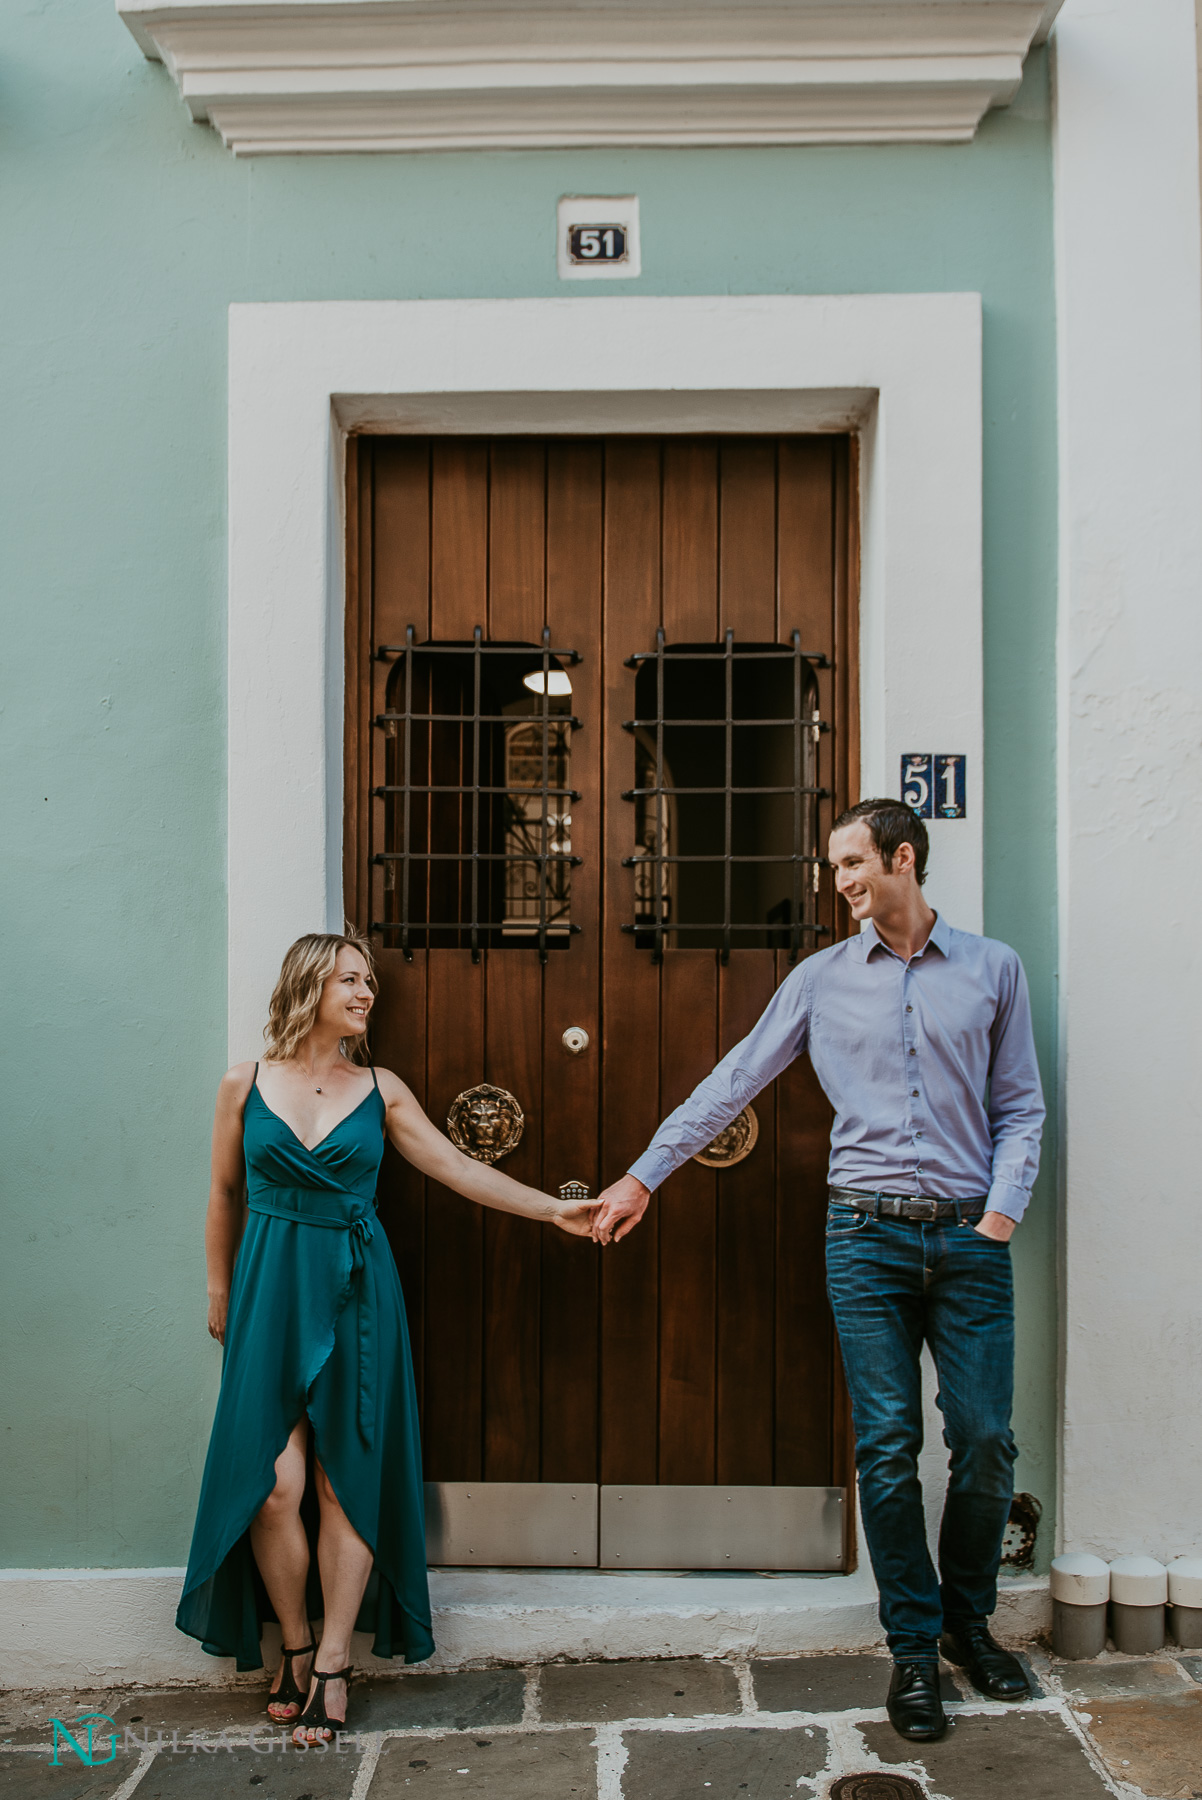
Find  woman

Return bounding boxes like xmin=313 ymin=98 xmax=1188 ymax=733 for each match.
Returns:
xmin=175 ymin=932 xmax=597 ymax=1742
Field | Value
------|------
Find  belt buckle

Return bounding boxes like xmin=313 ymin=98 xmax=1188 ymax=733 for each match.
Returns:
xmin=911 ymin=1197 xmax=938 ymax=1221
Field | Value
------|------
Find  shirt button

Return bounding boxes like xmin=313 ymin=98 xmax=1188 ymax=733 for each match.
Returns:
xmin=908 ymin=1047 xmax=917 ymax=1056
xmin=906 ymin=1004 xmax=913 ymax=1013
xmin=911 ymin=1089 xmax=919 ymax=1097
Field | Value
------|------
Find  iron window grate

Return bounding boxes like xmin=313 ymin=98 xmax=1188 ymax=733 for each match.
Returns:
xmin=621 ymin=628 xmax=831 ymax=963
xmin=370 ymin=626 xmax=583 ymax=963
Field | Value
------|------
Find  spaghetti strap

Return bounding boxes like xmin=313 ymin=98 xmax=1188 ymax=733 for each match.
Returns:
xmin=252 ymin=1061 xmax=259 ymax=1089
xmin=370 ymin=1065 xmax=380 ymax=1093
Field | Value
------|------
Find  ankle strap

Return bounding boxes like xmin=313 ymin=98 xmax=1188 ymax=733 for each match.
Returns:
xmin=311 ymin=1666 xmax=353 ymax=1683
xmin=281 ymin=1641 xmax=316 ymax=1657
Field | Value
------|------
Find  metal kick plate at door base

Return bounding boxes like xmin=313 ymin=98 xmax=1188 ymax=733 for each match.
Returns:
xmin=425 ymin=1483 xmax=598 ymax=1567
xmin=600 ymin=1485 xmax=844 ymax=1571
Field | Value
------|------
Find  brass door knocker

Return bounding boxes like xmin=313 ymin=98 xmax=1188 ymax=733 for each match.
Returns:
xmin=447 ymin=1083 xmax=525 ymax=1164
xmin=693 ymin=1104 xmax=759 ymax=1169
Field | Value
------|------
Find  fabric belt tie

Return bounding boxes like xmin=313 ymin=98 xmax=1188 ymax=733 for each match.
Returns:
xmin=827 ymin=1184 xmax=987 ymax=1223
xmin=247 ymin=1190 xmax=377 ymax=1448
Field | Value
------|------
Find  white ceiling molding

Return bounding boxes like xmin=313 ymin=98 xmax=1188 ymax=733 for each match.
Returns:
xmin=117 ymin=0 xmax=1063 ymax=157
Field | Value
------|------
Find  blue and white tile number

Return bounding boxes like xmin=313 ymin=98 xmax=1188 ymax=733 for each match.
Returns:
xmin=901 ymin=753 xmax=966 ymax=819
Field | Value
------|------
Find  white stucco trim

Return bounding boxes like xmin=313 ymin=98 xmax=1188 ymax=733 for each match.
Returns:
xmin=119 ymin=0 xmax=1062 ymax=155
xmin=0 ymin=1567 xmax=1050 ymax=1688
xmin=227 ymin=294 xmax=984 ymax=1062
xmin=1053 ymin=0 xmax=1202 ymax=1559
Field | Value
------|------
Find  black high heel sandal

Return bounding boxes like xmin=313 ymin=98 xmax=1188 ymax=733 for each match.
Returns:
xmin=292 ymin=1666 xmax=353 ymax=1744
xmin=266 ymin=1640 xmax=316 ymax=1719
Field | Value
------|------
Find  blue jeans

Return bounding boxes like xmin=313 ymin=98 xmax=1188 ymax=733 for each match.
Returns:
xmin=825 ymin=1204 xmax=1018 ymax=1663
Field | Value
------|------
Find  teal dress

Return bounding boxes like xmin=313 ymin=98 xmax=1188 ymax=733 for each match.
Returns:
xmin=176 ymin=1068 xmax=434 ymax=1669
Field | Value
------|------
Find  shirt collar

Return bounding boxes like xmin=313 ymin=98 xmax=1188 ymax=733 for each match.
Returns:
xmin=856 ymin=913 xmax=951 ymax=963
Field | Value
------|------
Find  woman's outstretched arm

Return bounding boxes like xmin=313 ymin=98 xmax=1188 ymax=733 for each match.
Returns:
xmin=205 ymin=1062 xmax=255 ymax=1340
xmin=377 ymin=1068 xmax=598 ymax=1237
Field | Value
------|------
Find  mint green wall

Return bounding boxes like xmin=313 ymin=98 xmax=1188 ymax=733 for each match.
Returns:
xmin=1 ymin=3 xmax=1056 ymax=1569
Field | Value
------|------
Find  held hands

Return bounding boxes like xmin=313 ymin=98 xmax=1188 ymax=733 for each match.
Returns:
xmin=552 ymin=1196 xmax=605 ymax=1238
xmin=590 ymin=1174 xmax=651 ymax=1246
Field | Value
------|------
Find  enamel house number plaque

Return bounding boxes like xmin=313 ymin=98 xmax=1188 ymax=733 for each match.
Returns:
xmin=567 ymin=223 xmax=628 ymax=265
xmin=900 ymin=753 xmax=966 ymax=819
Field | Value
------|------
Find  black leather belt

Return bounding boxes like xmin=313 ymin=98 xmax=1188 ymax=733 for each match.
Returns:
xmin=828 ymin=1185 xmax=987 ymax=1222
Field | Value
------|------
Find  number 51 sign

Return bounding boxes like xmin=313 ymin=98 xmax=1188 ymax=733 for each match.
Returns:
xmin=901 ymin=753 xmax=966 ymax=819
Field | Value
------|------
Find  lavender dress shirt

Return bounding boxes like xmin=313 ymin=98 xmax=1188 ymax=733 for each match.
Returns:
xmin=627 ymin=914 xmax=1045 ymax=1223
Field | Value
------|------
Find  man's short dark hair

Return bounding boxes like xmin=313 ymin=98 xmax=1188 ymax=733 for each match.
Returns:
xmin=831 ymin=798 xmax=929 ymax=887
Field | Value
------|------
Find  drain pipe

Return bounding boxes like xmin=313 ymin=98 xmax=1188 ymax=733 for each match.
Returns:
xmin=1051 ymin=1553 xmax=1110 ymax=1658
xmin=1109 ymin=1556 xmax=1167 ymax=1654
xmin=1168 ymin=1558 xmax=1202 ymax=1648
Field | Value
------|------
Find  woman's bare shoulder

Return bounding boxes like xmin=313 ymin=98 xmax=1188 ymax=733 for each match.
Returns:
xmin=372 ymin=1066 xmax=416 ymax=1105
xmin=218 ymin=1061 xmax=258 ymax=1105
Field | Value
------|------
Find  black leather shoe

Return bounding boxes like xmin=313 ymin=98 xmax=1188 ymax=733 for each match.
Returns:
xmin=940 ymin=1621 xmax=1031 ymax=1701
xmin=886 ymin=1662 xmax=947 ymax=1741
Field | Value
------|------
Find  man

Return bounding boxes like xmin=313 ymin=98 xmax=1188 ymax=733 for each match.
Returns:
xmin=592 ymin=798 xmax=1044 ymax=1743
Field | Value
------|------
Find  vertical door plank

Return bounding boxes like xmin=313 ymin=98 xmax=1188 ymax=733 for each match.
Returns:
xmin=482 ymin=440 xmax=547 ymax=1482
xmin=715 ymin=950 xmax=777 ymax=1484
xmin=662 ymin=440 xmax=719 ymax=641
xmin=779 ymin=437 xmax=837 ymax=879
xmin=432 ymin=440 xmax=488 ymax=635
xmin=374 ymin=439 xmax=433 ymax=644
xmin=773 ymin=1036 xmax=835 ymax=1485
xmin=657 ymin=950 xmax=719 ymax=1484
xmin=371 ymin=950 xmax=429 ymax=1419
xmin=488 ymin=438 xmax=546 ymax=641
xmin=423 ymin=949 xmax=486 ymax=1480
xmin=343 ymin=438 xmax=372 ymax=931
xmin=600 ymin=439 xmax=664 ymax=1485
xmin=711 ymin=439 xmax=779 ymax=1484
xmin=422 ymin=442 xmax=490 ymax=1482
xmin=719 ymin=440 xmax=777 ymax=636
xmin=482 ymin=951 xmax=544 ymax=1481
xmin=541 ymin=440 xmax=604 ymax=1482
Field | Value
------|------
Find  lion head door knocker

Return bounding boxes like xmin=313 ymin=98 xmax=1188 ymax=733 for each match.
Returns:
xmin=447 ymin=1083 xmax=525 ymax=1164
xmin=692 ymin=1104 xmax=759 ymax=1169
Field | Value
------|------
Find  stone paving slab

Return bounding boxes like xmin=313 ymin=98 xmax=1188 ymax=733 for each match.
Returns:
xmin=540 ymin=1660 xmax=739 ymax=1723
xmin=349 ymin=1673 xmax=525 ymax=1732
xmin=751 ymin=1655 xmax=957 ymax=1714
xmin=620 ymin=1725 xmax=828 ymax=1799
xmin=0 ymin=1758 xmax=120 ymax=1800
xmin=373 ymin=1730 xmax=596 ymax=1797
xmin=1056 ymin=1656 xmax=1194 ymax=1700
xmin=1177 ymin=1654 xmax=1202 ymax=1683
xmin=135 ymin=1746 xmax=365 ymax=1800
xmin=1082 ymin=1690 xmax=1202 ymax=1800
xmin=861 ymin=1711 xmax=1112 ymax=1799
xmin=109 ymin=1692 xmax=276 ymax=1734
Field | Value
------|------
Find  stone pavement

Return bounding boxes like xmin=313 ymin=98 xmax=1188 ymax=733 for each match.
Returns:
xmin=3 ymin=1647 xmax=1201 ymax=1800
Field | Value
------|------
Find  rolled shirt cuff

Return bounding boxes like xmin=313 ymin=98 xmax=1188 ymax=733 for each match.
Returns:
xmin=985 ymin=1178 xmax=1030 ymax=1224
xmin=627 ymin=1151 xmax=677 ymax=1195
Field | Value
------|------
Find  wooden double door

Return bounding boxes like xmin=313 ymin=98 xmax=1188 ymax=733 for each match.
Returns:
xmin=345 ymin=435 xmax=858 ymax=1570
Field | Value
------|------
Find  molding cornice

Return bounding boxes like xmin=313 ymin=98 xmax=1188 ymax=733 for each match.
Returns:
xmin=117 ymin=0 xmax=1062 ymax=156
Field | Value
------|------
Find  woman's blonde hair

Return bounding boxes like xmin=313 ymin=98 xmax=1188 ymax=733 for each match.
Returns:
xmin=263 ymin=932 xmax=378 ymax=1065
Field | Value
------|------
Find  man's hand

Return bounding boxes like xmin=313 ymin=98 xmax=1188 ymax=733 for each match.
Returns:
xmin=974 ymin=1210 xmax=1016 ymax=1243
xmin=591 ymin=1174 xmax=651 ymax=1245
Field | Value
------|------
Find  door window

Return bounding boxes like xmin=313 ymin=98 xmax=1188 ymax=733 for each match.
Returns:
xmin=375 ymin=629 xmax=581 ymax=958
xmin=625 ymin=632 xmax=826 ymax=959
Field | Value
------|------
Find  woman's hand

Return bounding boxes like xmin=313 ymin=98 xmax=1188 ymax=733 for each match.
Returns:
xmin=552 ymin=1198 xmax=604 ymax=1238
xmin=207 ymin=1291 xmax=229 ymax=1344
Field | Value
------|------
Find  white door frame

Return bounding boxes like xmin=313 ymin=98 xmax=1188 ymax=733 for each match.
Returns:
xmin=227 ymin=293 xmax=983 ymax=1057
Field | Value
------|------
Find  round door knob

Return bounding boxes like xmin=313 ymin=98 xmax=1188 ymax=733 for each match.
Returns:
xmin=561 ymin=1026 xmax=590 ymax=1055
